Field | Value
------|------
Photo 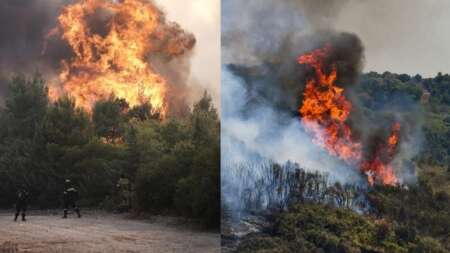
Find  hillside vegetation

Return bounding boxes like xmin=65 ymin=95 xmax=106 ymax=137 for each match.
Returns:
xmin=235 ymin=71 xmax=450 ymax=252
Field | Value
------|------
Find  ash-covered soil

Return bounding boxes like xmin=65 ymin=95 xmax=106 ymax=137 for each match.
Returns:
xmin=0 ymin=210 xmax=219 ymax=253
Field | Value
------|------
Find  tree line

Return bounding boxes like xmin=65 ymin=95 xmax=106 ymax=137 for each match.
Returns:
xmin=0 ymin=74 xmax=220 ymax=227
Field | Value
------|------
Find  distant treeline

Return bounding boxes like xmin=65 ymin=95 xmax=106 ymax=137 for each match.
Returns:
xmin=0 ymin=74 xmax=220 ymax=227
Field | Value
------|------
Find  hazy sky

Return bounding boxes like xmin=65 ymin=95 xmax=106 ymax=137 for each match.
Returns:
xmin=334 ymin=0 xmax=450 ymax=77
xmin=155 ymin=0 xmax=447 ymax=99
xmin=222 ymin=0 xmax=450 ymax=78
xmin=156 ymin=0 xmax=220 ymax=107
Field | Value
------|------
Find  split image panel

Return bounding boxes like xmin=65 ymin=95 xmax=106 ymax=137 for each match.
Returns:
xmin=0 ymin=1 xmax=449 ymax=253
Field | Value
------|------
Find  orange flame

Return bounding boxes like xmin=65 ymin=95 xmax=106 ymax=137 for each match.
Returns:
xmin=46 ymin=0 xmax=194 ymax=115
xmin=361 ymin=123 xmax=400 ymax=185
xmin=298 ymin=45 xmax=400 ymax=186
xmin=298 ymin=44 xmax=362 ymax=163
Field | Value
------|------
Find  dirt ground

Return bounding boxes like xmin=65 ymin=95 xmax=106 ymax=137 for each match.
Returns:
xmin=0 ymin=210 xmax=220 ymax=253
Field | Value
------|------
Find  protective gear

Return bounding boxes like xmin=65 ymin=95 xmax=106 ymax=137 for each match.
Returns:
xmin=63 ymin=180 xmax=81 ymax=218
xmin=14 ymin=188 xmax=29 ymax=222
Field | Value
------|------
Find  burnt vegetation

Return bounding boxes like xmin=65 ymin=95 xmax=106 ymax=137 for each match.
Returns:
xmin=228 ymin=71 xmax=450 ymax=252
xmin=0 ymin=74 xmax=220 ymax=228
xmin=223 ymin=162 xmax=367 ymax=213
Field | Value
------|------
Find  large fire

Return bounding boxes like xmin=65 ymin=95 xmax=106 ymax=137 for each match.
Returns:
xmin=46 ymin=0 xmax=195 ymax=115
xmin=298 ymin=44 xmax=399 ymax=185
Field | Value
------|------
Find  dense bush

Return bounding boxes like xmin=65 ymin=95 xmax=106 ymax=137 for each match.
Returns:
xmin=356 ymin=71 xmax=450 ymax=165
xmin=237 ymin=203 xmax=448 ymax=253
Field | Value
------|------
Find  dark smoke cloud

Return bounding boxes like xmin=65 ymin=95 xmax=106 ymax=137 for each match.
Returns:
xmin=0 ymin=0 xmax=63 ymax=67
xmin=222 ymin=0 xmax=349 ymax=66
xmin=222 ymin=0 xmax=367 ymax=191
xmin=222 ymin=0 xmax=422 ymax=191
xmin=226 ymin=32 xmax=364 ymax=119
xmin=305 ymin=32 xmax=364 ymax=86
xmin=0 ymin=0 xmax=65 ymax=100
xmin=221 ymin=0 xmax=365 ymax=115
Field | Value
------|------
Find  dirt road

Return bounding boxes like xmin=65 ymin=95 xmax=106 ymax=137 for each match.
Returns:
xmin=0 ymin=211 xmax=220 ymax=253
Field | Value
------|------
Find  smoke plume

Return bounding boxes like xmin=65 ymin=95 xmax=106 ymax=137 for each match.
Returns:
xmin=0 ymin=0 xmax=63 ymax=102
xmin=222 ymin=0 xmax=422 ymax=214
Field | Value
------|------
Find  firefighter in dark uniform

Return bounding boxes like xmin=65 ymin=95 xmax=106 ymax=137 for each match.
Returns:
xmin=14 ymin=185 xmax=29 ymax=222
xmin=63 ymin=179 xmax=81 ymax=218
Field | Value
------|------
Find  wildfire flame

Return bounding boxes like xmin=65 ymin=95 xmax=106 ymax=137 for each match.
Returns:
xmin=298 ymin=44 xmax=400 ymax=186
xmin=361 ymin=123 xmax=400 ymax=186
xmin=299 ymin=45 xmax=362 ymax=163
xmin=46 ymin=0 xmax=195 ymax=115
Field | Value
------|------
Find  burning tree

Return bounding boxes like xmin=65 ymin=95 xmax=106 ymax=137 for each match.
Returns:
xmin=298 ymin=43 xmax=400 ymax=186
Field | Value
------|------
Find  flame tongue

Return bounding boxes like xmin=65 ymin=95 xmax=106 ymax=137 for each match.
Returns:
xmin=47 ymin=0 xmax=194 ymax=115
xmin=361 ymin=123 xmax=400 ymax=185
xmin=298 ymin=44 xmax=399 ymax=186
xmin=298 ymin=44 xmax=362 ymax=163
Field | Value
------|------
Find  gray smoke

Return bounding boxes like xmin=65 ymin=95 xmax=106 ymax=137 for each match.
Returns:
xmin=222 ymin=65 xmax=362 ymax=180
xmin=0 ymin=0 xmax=67 ymax=101
xmin=222 ymin=0 xmax=348 ymax=66
xmin=222 ymin=0 xmax=423 ymax=216
xmin=223 ymin=0 xmax=450 ymax=77
xmin=333 ymin=0 xmax=450 ymax=77
xmin=222 ymin=0 xmax=363 ymax=193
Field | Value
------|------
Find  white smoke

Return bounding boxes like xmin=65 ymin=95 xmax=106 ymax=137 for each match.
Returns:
xmin=222 ymin=67 xmax=361 ymax=179
xmin=221 ymin=0 xmax=361 ymax=218
xmin=221 ymin=65 xmax=366 ymax=218
xmin=221 ymin=0 xmax=423 ymax=217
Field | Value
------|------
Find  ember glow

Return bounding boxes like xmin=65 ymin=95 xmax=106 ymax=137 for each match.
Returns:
xmin=46 ymin=0 xmax=195 ymax=115
xmin=298 ymin=45 xmax=400 ymax=185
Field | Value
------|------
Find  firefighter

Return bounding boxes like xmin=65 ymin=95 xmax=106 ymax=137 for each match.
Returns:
xmin=14 ymin=185 xmax=29 ymax=222
xmin=63 ymin=179 xmax=81 ymax=218
xmin=116 ymin=174 xmax=131 ymax=212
